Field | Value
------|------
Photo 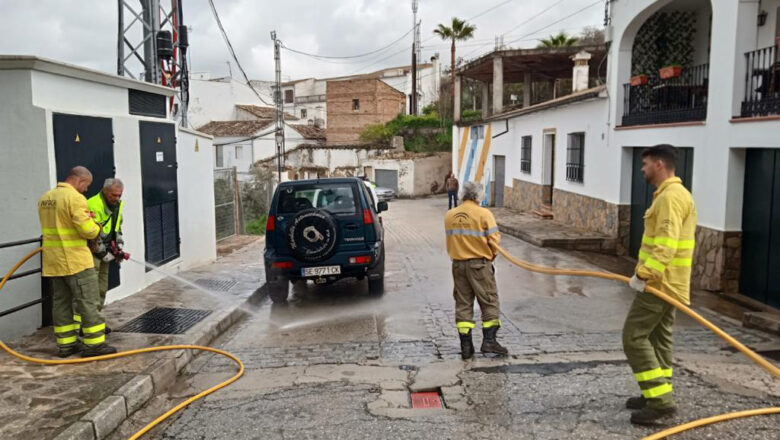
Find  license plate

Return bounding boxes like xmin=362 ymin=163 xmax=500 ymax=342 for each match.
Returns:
xmin=302 ymin=265 xmax=341 ymax=277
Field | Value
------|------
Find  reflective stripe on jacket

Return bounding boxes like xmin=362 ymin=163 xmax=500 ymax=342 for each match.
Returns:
xmin=635 ymin=177 xmax=697 ymax=305
xmin=87 ymin=193 xmax=123 ymax=239
xmin=444 ymin=200 xmax=500 ymax=260
xmin=38 ymin=183 xmax=100 ymax=276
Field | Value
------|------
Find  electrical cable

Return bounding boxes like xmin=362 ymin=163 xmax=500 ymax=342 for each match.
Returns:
xmin=0 ymin=248 xmax=244 ymax=440
xmin=493 ymin=245 xmax=779 ymax=439
xmin=281 ymin=27 xmax=414 ymax=60
xmin=504 ymin=0 xmax=603 ymax=46
xmin=207 ymin=0 xmax=274 ymax=107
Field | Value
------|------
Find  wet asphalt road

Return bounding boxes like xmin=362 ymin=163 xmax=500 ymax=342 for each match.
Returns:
xmin=111 ymin=197 xmax=780 ymax=440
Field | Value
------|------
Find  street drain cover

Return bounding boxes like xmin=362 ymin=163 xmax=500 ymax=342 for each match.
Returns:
xmin=411 ymin=391 xmax=444 ymax=409
xmin=195 ymin=278 xmax=237 ymax=292
xmin=118 ymin=307 xmax=212 ymax=335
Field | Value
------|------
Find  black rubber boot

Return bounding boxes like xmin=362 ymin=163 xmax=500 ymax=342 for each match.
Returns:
xmin=81 ymin=344 xmax=118 ymax=358
xmin=105 ymin=325 xmax=112 ymax=335
xmin=57 ymin=344 xmax=82 ymax=358
xmin=480 ymin=326 xmax=508 ymax=356
xmin=459 ymin=331 xmax=475 ymax=360
xmin=630 ymin=406 xmax=677 ymax=425
xmin=625 ymin=396 xmax=647 ymax=410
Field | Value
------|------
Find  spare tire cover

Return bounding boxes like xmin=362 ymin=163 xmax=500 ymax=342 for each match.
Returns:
xmin=287 ymin=209 xmax=338 ymax=262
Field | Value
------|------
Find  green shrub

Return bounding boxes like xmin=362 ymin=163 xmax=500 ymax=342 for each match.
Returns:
xmin=246 ymin=214 xmax=268 ymax=236
xmin=359 ymin=124 xmax=393 ymax=144
xmin=461 ymin=109 xmax=481 ymax=121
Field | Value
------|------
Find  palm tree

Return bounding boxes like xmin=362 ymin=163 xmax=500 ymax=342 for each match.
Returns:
xmin=537 ymin=32 xmax=579 ymax=48
xmin=434 ymin=17 xmax=476 ymax=98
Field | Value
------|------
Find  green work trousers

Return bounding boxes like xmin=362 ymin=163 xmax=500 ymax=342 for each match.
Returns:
xmin=452 ymin=259 xmax=501 ymax=334
xmin=52 ymin=268 xmax=106 ymax=348
xmin=92 ymin=256 xmax=110 ymax=311
xmin=622 ymin=292 xmax=677 ymax=409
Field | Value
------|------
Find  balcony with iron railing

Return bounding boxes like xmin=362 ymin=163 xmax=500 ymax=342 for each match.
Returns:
xmin=622 ymin=64 xmax=709 ymax=127
xmin=741 ymin=45 xmax=780 ymax=118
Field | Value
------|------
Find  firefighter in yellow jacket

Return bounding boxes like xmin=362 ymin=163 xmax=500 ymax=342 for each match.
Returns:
xmin=38 ymin=166 xmax=118 ymax=358
xmin=444 ymin=181 xmax=508 ymax=359
xmin=623 ymin=145 xmax=697 ymax=425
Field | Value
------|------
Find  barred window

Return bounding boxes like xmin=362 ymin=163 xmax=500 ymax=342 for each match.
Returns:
xmin=520 ymin=136 xmax=532 ymax=173
xmin=470 ymin=125 xmax=485 ymax=140
xmin=284 ymin=89 xmax=294 ymax=103
xmin=566 ymin=132 xmax=585 ymax=183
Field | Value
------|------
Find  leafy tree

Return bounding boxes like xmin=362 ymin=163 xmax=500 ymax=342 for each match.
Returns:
xmin=537 ymin=32 xmax=579 ymax=48
xmin=434 ymin=17 xmax=476 ymax=99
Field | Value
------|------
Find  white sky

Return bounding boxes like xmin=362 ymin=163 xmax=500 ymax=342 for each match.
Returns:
xmin=0 ymin=0 xmax=604 ymax=81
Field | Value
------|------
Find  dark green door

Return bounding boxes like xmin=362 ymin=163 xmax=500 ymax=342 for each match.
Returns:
xmin=629 ymin=148 xmax=694 ymax=258
xmin=741 ymin=149 xmax=780 ymax=307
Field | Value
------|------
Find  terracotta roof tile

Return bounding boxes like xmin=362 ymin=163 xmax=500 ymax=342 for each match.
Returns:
xmin=236 ymin=105 xmax=298 ymax=120
xmin=290 ymin=125 xmax=326 ymax=140
xmin=196 ymin=120 xmax=274 ymax=137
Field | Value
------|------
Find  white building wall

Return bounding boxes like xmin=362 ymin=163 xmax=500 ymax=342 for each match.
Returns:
xmin=0 ymin=64 xmax=217 ymax=336
xmin=188 ymin=78 xmax=273 ymax=129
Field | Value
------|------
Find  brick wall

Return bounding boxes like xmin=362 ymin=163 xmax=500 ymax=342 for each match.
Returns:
xmin=326 ymin=79 xmax=405 ymax=144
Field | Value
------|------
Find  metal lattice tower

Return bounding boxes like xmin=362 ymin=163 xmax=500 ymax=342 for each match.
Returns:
xmin=117 ymin=0 xmax=190 ymax=126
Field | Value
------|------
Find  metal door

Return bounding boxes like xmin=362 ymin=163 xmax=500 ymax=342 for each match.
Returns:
xmin=139 ymin=122 xmax=180 ymax=266
xmin=493 ymin=155 xmax=506 ymax=207
xmin=741 ymin=149 xmax=780 ymax=307
xmin=629 ymin=147 xmax=693 ymax=258
xmin=375 ymin=169 xmax=398 ymax=192
xmin=53 ymin=113 xmax=120 ymax=290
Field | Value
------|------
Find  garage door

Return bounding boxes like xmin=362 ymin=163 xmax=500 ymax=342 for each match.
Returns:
xmin=375 ymin=169 xmax=398 ymax=192
xmin=629 ymin=147 xmax=693 ymax=258
xmin=741 ymin=149 xmax=780 ymax=307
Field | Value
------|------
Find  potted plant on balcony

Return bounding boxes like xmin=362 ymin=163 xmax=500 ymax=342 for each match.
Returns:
xmin=630 ymin=74 xmax=649 ymax=86
xmin=659 ymin=64 xmax=683 ymax=79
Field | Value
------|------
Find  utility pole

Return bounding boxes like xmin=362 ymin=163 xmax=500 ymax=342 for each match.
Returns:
xmin=411 ymin=0 xmax=419 ymax=115
xmin=271 ymin=31 xmax=285 ymax=181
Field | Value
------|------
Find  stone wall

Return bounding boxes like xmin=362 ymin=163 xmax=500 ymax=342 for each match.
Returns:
xmin=552 ymin=188 xmax=631 ymax=255
xmin=505 ymin=178 xmax=545 ymax=212
xmin=691 ymin=227 xmax=741 ymax=293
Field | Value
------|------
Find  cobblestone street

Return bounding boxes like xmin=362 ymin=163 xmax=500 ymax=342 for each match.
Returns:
xmin=115 ymin=197 xmax=780 ymax=440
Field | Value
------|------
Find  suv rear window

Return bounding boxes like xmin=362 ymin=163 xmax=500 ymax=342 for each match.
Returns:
xmin=278 ymin=183 xmax=359 ymax=215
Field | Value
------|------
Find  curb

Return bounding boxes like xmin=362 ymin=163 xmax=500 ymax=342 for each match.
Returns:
xmin=52 ymin=305 xmax=245 ymax=440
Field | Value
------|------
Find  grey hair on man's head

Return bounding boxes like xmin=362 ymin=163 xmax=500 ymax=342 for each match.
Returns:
xmin=460 ymin=181 xmax=484 ymax=202
xmin=103 ymin=178 xmax=124 ymax=190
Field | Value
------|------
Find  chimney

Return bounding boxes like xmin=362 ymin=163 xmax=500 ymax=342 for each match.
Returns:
xmin=571 ymin=50 xmax=592 ymax=93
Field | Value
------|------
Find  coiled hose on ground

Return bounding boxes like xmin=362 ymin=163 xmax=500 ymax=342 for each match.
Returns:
xmin=1 ymin=247 xmax=777 ymax=439
xmin=0 ymin=248 xmax=245 ymax=440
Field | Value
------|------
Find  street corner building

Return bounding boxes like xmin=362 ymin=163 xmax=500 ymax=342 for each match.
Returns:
xmin=451 ymin=0 xmax=780 ymax=310
xmin=0 ymin=56 xmax=217 ymax=339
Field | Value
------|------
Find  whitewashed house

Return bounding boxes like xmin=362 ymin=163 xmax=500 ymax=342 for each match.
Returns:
xmin=452 ymin=0 xmax=780 ymax=308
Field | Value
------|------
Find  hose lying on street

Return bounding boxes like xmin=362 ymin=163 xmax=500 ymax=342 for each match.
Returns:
xmin=495 ymin=246 xmax=779 ymax=440
xmin=0 ymin=248 xmax=245 ymax=440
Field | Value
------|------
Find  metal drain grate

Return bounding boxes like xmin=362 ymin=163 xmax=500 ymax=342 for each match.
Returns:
xmin=195 ymin=278 xmax=237 ymax=292
xmin=118 ymin=307 xmax=212 ymax=335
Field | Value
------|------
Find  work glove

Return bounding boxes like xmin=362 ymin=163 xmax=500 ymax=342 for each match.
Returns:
xmin=102 ymin=252 xmax=116 ymax=263
xmin=629 ymin=274 xmax=647 ymax=293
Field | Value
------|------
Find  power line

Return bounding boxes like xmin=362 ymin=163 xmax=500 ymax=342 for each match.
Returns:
xmin=466 ymin=0 xmax=516 ymax=21
xmin=505 ymin=0 xmax=602 ymax=45
xmin=207 ymin=0 xmax=274 ymax=107
xmin=281 ymin=27 xmax=414 ymax=60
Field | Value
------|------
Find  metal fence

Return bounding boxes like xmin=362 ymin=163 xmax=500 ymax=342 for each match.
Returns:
xmin=622 ymin=64 xmax=709 ymax=126
xmin=214 ymin=167 xmax=275 ymax=241
xmin=214 ymin=168 xmax=239 ymax=241
xmin=742 ymin=45 xmax=780 ymax=118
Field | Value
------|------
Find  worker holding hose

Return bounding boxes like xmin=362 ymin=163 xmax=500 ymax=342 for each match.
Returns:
xmin=445 ymin=181 xmax=508 ymax=359
xmin=624 ymin=145 xmax=697 ymax=425
xmin=87 ymin=178 xmax=127 ymax=333
xmin=38 ymin=166 xmax=117 ymax=358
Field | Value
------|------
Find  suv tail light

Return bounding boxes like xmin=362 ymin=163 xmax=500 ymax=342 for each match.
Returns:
xmin=349 ymin=256 xmax=372 ymax=264
xmin=266 ymin=215 xmax=275 ymax=232
xmin=363 ymin=209 xmax=374 ymax=225
xmin=271 ymin=261 xmax=293 ymax=269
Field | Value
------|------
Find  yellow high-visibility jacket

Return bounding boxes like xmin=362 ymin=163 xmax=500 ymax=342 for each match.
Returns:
xmin=444 ymin=200 xmax=501 ymax=261
xmin=636 ymin=177 xmax=698 ymax=305
xmin=38 ymin=183 xmax=100 ymax=277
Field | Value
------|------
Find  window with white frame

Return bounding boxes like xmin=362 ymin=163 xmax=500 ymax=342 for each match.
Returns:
xmin=235 ymin=145 xmax=243 ymax=160
xmin=301 ymin=108 xmax=307 ymax=118
xmin=520 ymin=136 xmax=532 ymax=173
xmin=215 ymin=145 xmax=224 ymax=168
xmin=566 ymin=132 xmax=585 ymax=183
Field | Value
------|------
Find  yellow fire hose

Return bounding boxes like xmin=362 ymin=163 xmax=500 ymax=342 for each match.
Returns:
xmin=1 ymin=246 xmax=778 ymax=439
xmin=495 ymin=246 xmax=779 ymax=440
xmin=0 ymin=248 xmax=244 ymax=440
